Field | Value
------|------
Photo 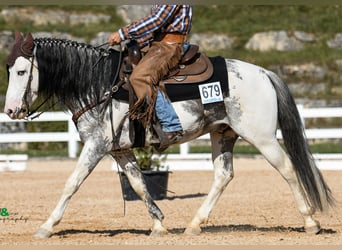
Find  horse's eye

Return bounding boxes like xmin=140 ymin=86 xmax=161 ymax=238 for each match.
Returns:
xmin=17 ymin=70 xmax=26 ymax=76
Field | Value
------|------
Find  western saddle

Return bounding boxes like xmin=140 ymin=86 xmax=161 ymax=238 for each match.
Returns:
xmin=121 ymin=40 xmax=213 ymax=87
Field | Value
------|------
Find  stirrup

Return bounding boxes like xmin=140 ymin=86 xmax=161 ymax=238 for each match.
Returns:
xmin=152 ymin=123 xmax=183 ymax=152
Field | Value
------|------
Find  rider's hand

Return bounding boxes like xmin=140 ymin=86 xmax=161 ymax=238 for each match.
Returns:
xmin=108 ymin=31 xmax=122 ymax=46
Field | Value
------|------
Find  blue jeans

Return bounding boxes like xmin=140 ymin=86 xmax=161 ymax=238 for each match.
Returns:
xmin=155 ymin=91 xmax=183 ymax=132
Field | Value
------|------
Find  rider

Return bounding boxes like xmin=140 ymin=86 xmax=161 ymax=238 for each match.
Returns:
xmin=108 ymin=5 xmax=193 ymax=144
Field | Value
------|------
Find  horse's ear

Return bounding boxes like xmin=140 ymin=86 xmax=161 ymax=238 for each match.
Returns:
xmin=22 ymin=32 xmax=34 ymax=55
xmin=14 ymin=31 xmax=24 ymax=42
xmin=25 ymin=32 xmax=34 ymax=43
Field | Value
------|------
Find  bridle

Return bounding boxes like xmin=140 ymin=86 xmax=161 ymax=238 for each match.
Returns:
xmin=20 ymin=44 xmax=56 ymax=120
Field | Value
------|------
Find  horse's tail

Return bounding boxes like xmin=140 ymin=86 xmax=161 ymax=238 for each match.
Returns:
xmin=266 ymin=70 xmax=334 ymax=212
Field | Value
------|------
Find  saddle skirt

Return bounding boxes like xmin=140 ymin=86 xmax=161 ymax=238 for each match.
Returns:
xmin=161 ymin=52 xmax=214 ymax=85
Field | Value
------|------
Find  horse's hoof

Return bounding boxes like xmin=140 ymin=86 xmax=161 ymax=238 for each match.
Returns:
xmin=150 ymin=228 xmax=168 ymax=237
xmin=34 ymin=228 xmax=53 ymax=238
xmin=305 ymin=225 xmax=321 ymax=234
xmin=305 ymin=220 xmax=321 ymax=234
xmin=184 ymin=226 xmax=201 ymax=235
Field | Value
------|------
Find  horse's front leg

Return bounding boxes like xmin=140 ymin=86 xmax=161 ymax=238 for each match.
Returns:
xmin=34 ymin=139 xmax=106 ymax=238
xmin=185 ymin=130 xmax=238 ymax=235
xmin=111 ymin=151 xmax=167 ymax=236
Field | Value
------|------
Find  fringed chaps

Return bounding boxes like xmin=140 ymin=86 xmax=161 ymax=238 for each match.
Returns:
xmin=128 ymin=41 xmax=182 ymax=128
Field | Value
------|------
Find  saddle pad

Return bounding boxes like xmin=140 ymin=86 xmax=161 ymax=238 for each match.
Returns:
xmin=165 ymin=56 xmax=228 ymax=102
xmin=112 ymin=56 xmax=228 ymax=103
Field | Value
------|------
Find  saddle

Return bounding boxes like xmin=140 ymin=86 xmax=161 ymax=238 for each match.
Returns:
xmin=121 ymin=42 xmax=214 ymax=86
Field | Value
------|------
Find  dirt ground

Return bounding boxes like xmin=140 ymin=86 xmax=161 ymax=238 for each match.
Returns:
xmin=0 ymin=156 xmax=342 ymax=245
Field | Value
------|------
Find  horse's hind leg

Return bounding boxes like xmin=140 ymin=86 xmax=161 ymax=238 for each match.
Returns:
xmin=185 ymin=129 xmax=238 ymax=235
xmin=111 ymin=151 xmax=167 ymax=236
xmin=251 ymin=137 xmax=320 ymax=233
xmin=34 ymin=140 xmax=105 ymax=238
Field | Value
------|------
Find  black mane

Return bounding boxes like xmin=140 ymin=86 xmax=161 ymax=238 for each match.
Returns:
xmin=34 ymin=38 xmax=120 ymax=109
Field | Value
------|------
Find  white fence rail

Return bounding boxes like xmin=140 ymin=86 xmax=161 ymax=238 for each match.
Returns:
xmin=1 ymin=105 xmax=342 ymax=169
xmin=0 ymin=112 xmax=80 ymax=158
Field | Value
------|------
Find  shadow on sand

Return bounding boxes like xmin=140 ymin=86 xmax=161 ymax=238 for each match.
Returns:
xmin=55 ymin=224 xmax=336 ymax=238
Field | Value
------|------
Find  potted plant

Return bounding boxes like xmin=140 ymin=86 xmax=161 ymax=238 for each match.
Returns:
xmin=119 ymin=146 xmax=170 ymax=201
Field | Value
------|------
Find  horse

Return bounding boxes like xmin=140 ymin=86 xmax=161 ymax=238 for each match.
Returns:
xmin=4 ymin=32 xmax=334 ymax=238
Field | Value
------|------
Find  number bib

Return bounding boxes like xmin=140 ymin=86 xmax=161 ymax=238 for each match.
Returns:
xmin=198 ymin=81 xmax=224 ymax=104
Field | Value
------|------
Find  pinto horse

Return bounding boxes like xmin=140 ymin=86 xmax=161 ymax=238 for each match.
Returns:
xmin=4 ymin=32 xmax=334 ymax=238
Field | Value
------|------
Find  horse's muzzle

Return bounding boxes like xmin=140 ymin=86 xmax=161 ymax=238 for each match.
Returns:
xmin=6 ymin=105 xmax=28 ymax=119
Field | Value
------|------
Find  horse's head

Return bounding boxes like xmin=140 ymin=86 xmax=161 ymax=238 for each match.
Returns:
xmin=4 ymin=31 xmax=39 ymax=119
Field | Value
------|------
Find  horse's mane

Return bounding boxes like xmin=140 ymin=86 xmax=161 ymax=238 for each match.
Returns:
xmin=34 ymin=38 xmax=120 ymax=109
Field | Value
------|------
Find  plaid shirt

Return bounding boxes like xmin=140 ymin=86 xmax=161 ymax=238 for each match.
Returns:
xmin=119 ymin=5 xmax=192 ymax=48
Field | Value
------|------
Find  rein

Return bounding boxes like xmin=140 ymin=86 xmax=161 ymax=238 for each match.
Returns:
xmin=26 ymin=95 xmax=57 ymax=120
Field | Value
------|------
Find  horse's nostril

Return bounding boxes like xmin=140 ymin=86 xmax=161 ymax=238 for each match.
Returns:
xmin=6 ymin=109 xmax=13 ymax=115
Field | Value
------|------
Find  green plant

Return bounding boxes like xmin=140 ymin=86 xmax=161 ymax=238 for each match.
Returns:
xmin=133 ymin=146 xmax=168 ymax=171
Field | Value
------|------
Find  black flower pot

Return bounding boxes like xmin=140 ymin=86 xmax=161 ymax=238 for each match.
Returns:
xmin=119 ymin=171 xmax=170 ymax=201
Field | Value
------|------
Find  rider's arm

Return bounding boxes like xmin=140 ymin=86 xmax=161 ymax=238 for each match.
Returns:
xmin=119 ymin=5 xmax=180 ymax=47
